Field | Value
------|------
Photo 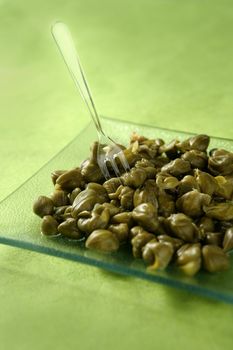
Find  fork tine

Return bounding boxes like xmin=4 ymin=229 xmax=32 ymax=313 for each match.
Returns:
xmin=116 ymin=151 xmax=131 ymax=173
xmin=97 ymin=157 xmax=111 ymax=180
xmin=111 ymin=155 xmax=122 ymax=177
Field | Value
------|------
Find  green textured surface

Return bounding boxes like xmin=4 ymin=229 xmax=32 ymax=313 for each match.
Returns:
xmin=0 ymin=0 xmax=233 ymax=349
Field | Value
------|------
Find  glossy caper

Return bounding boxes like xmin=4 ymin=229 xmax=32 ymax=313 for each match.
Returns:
xmin=33 ymin=196 xmax=54 ymax=218
xmin=58 ymin=218 xmax=83 ymax=240
xmin=41 ymin=215 xmax=59 ymax=236
xmin=202 ymin=245 xmax=229 ymax=272
xmin=85 ymin=229 xmax=120 ymax=252
xmin=132 ymin=203 xmax=158 ymax=232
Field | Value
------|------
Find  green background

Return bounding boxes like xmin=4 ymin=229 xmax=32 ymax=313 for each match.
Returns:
xmin=0 ymin=0 xmax=233 ymax=349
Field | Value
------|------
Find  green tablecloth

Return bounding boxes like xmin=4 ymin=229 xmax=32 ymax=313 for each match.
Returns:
xmin=1 ymin=1 xmax=233 ymax=349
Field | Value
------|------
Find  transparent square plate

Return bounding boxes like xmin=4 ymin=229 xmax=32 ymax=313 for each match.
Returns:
xmin=0 ymin=117 xmax=233 ymax=303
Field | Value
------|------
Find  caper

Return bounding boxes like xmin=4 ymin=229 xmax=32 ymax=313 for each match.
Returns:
xmin=58 ymin=218 xmax=83 ymax=240
xmin=121 ymin=167 xmax=147 ymax=188
xmin=194 ymin=169 xmax=218 ymax=196
xmin=78 ymin=205 xmax=110 ymax=235
xmin=214 ymin=176 xmax=233 ymax=200
xmin=142 ymin=241 xmax=174 ymax=270
xmin=119 ymin=186 xmax=134 ymax=210
xmin=176 ymin=190 xmax=211 ymax=218
xmin=161 ymin=158 xmax=191 ymax=177
xmin=157 ymin=189 xmax=175 ymax=218
xmin=203 ymin=202 xmax=233 ymax=221
xmin=222 ymin=227 xmax=233 ymax=252
xmin=103 ymin=177 xmax=122 ymax=195
xmin=132 ymin=203 xmax=158 ymax=232
xmin=202 ymin=245 xmax=230 ymax=272
xmin=56 ymin=168 xmax=83 ymax=191
xmin=156 ymin=172 xmax=180 ymax=190
xmin=131 ymin=232 xmax=155 ymax=258
xmin=109 ymin=223 xmax=129 ymax=242
xmin=41 ymin=215 xmax=59 ymax=236
xmin=50 ymin=190 xmax=69 ymax=207
xmin=176 ymin=243 xmax=201 ymax=276
xmin=166 ymin=213 xmax=199 ymax=242
xmin=111 ymin=212 xmax=134 ymax=227
xmin=85 ymin=229 xmax=120 ymax=252
xmin=69 ymin=187 xmax=82 ymax=204
xmin=157 ymin=235 xmax=183 ymax=250
xmin=197 ymin=216 xmax=215 ymax=233
xmin=133 ymin=180 xmax=158 ymax=208
xmin=178 ymin=175 xmax=199 ymax=196
xmin=208 ymin=149 xmax=233 ymax=176
xmin=51 ymin=170 xmax=66 ymax=185
xmin=33 ymin=196 xmax=54 ymax=218
xmin=129 ymin=226 xmax=149 ymax=239
xmin=205 ymin=232 xmax=223 ymax=246
xmin=181 ymin=150 xmax=207 ymax=169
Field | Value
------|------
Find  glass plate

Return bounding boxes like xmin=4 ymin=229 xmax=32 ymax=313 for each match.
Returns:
xmin=0 ymin=117 xmax=233 ymax=303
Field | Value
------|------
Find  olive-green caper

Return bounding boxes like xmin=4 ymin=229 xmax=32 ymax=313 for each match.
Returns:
xmin=203 ymin=202 xmax=233 ymax=221
xmin=103 ymin=177 xmax=122 ymax=195
xmin=178 ymin=135 xmax=210 ymax=153
xmin=178 ymin=175 xmax=199 ymax=196
xmin=176 ymin=189 xmax=211 ymax=218
xmin=78 ymin=205 xmax=110 ymax=235
xmin=181 ymin=150 xmax=207 ymax=169
xmin=109 ymin=223 xmax=129 ymax=242
xmin=157 ymin=189 xmax=175 ymax=218
xmin=156 ymin=172 xmax=180 ymax=190
xmin=135 ymin=159 xmax=157 ymax=178
xmin=142 ymin=241 xmax=174 ymax=270
xmin=54 ymin=205 xmax=70 ymax=222
xmin=205 ymin=232 xmax=223 ymax=246
xmin=214 ymin=176 xmax=233 ymax=200
xmin=58 ymin=218 xmax=83 ymax=240
xmin=85 ymin=229 xmax=120 ymax=252
xmin=161 ymin=159 xmax=191 ymax=177
xmin=165 ymin=213 xmax=199 ymax=242
xmin=132 ymin=203 xmax=158 ymax=232
xmin=33 ymin=196 xmax=54 ymax=218
xmin=157 ymin=235 xmax=183 ymax=250
xmin=72 ymin=183 xmax=108 ymax=218
xmin=111 ymin=212 xmax=134 ymax=227
xmin=119 ymin=186 xmax=134 ymax=210
xmin=159 ymin=139 xmax=179 ymax=159
xmin=202 ymin=245 xmax=230 ymax=272
xmin=101 ymin=203 xmax=121 ymax=216
xmin=133 ymin=180 xmax=158 ymax=208
xmin=121 ymin=167 xmax=147 ymax=188
xmin=131 ymin=232 xmax=155 ymax=258
xmin=194 ymin=169 xmax=218 ymax=196
xmin=81 ymin=142 xmax=104 ymax=183
xmin=129 ymin=226 xmax=150 ymax=239
xmin=188 ymin=134 xmax=210 ymax=152
xmin=69 ymin=188 xmax=82 ymax=204
xmin=208 ymin=149 xmax=233 ymax=176
xmin=197 ymin=216 xmax=215 ymax=233
xmin=176 ymin=243 xmax=201 ymax=276
xmin=50 ymin=190 xmax=69 ymax=207
xmin=123 ymin=148 xmax=141 ymax=167
xmin=56 ymin=168 xmax=83 ymax=191
xmin=222 ymin=227 xmax=233 ymax=252
xmin=51 ymin=170 xmax=66 ymax=185
xmin=41 ymin=215 xmax=59 ymax=236
xmin=81 ymin=159 xmax=104 ymax=183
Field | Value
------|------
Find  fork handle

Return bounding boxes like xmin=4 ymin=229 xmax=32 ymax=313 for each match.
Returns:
xmin=51 ymin=22 xmax=103 ymax=134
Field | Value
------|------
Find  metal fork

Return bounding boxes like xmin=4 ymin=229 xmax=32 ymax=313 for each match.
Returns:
xmin=51 ymin=22 xmax=130 ymax=179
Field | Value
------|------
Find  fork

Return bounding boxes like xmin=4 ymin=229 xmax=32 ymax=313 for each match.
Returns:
xmin=51 ymin=22 xmax=130 ymax=180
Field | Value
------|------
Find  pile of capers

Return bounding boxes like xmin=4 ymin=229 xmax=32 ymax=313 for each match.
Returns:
xmin=33 ymin=133 xmax=233 ymax=276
